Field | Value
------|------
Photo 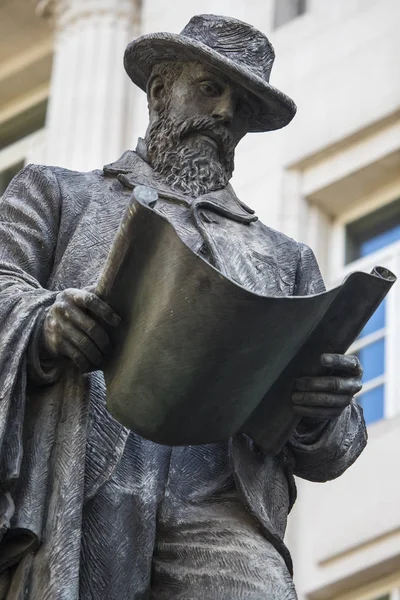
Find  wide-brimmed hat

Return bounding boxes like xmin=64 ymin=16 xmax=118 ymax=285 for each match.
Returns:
xmin=124 ymin=14 xmax=297 ymax=133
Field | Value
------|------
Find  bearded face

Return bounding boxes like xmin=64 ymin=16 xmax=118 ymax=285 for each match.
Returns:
xmin=146 ymin=110 xmax=236 ymax=198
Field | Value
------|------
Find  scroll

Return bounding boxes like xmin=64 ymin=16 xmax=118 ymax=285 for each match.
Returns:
xmin=97 ymin=187 xmax=396 ymax=453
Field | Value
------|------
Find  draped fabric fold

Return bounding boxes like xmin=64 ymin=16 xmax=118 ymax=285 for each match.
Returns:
xmin=0 ymin=166 xmax=90 ymax=598
xmin=0 ymin=156 xmax=368 ymax=598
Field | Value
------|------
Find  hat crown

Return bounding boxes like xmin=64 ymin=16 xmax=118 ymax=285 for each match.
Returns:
xmin=180 ymin=14 xmax=275 ymax=83
xmin=123 ymin=14 xmax=296 ymax=132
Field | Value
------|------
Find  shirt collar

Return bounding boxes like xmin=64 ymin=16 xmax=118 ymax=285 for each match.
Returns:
xmin=103 ymin=144 xmax=258 ymax=224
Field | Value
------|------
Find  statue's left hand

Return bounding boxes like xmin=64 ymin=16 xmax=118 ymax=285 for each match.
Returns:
xmin=292 ymin=354 xmax=363 ymax=419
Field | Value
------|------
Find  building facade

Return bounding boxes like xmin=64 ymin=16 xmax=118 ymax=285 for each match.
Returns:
xmin=1 ymin=0 xmax=399 ymax=598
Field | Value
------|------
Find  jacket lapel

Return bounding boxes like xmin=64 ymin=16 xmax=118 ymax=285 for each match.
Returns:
xmin=103 ymin=150 xmax=291 ymax=296
xmin=103 ymin=150 xmax=258 ymax=225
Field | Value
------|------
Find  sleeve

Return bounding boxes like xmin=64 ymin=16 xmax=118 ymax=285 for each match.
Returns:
xmin=0 ymin=167 xmax=89 ymax=583
xmin=289 ymin=401 xmax=367 ymax=482
xmin=0 ymin=164 xmax=61 ymax=283
xmin=294 ymin=243 xmax=325 ymax=296
xmin=0 ymin=164 xmax=61 ymax=489
xmin=288 ymin=242 xmax=368 ymax=482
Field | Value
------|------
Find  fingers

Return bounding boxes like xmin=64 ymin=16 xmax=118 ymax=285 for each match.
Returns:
xmin=59 ymin=340 xmax=95 ymax=373
xmin=71 ymin=290 xmax=120 ymax=327
xmin=295 ymin=376 xmax=362 ymax=395
xmin=293 ymin=392 xmax=352 ymax=409
xmin=292 ymin=354 xmax=363 ymax=420
xmin=292 ymin=404 xmax=346 ymax=418
xmin=57 ymin=321 xmax=104 ymax=371
xmin=321 ymin=353 xmax=363 ymax=377
xmin=67 ymin=305 xmax=110 ymax=353
xmin=42 ymin=288 xmax=119 ymax=372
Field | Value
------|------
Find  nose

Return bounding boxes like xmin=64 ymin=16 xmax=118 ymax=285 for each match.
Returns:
xmin=212 ymin=88 xmax=235 ymax=125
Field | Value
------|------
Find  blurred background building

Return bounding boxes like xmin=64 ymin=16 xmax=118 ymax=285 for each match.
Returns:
xmin=1 ymin=0 xmax=399 ymax=598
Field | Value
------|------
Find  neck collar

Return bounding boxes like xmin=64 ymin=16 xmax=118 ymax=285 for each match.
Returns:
xmin=103 ymin=147 xmax=258 ymax=224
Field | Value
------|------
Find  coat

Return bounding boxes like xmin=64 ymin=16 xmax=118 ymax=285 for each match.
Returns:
xmin=0 ymin=149 xmax=367 ymax=598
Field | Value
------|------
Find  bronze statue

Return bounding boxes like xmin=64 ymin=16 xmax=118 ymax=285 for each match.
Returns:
xmin=0 ymin=14 xmax=368 ymax=600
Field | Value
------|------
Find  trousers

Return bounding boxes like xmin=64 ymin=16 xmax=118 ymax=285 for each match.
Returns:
xmin=80 ymin=433 xmax=297 ymax=600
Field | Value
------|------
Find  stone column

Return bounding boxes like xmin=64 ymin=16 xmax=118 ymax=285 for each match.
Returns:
xmin=36 ymin=0 xmax=141 ymax=171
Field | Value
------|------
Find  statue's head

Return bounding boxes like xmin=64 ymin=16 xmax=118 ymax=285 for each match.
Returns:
xmin=125 ymin=15 xmax=297 ymax=196
xmin=143 ymin=60 xmax=253 ymax=196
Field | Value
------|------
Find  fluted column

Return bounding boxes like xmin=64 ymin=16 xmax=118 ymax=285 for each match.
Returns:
xmin=36 ymin=0 xmax=141 ymax=171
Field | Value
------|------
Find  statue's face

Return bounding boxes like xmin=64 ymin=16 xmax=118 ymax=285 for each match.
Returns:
xmin=145 ymin=61 xmax=254 ymax=197
xmin=164 ymin=63 xmax=251 ymax=150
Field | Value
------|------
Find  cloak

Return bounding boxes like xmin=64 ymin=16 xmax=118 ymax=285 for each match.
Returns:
xmin=0 ymin=152 xmax=367 ymax=598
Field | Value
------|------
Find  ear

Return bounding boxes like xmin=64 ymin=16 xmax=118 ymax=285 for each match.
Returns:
xmin=147 ymin=74 xmax=166 ymax=114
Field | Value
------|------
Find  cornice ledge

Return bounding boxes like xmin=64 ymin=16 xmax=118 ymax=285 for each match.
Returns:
xmin=34 ymin=0 xmax=56 ymax=19
xmin=34 ymin=0 xmax=136 ymax=27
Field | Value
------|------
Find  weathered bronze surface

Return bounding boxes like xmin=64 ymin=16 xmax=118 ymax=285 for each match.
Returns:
xmin=100 ymin=187 xmax=394 ymax=451
xmin=0 ymin=13 xmax=388 ymax=600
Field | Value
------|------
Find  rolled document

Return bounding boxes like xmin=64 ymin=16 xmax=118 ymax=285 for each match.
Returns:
xmin=97 ymin=186 xmax=396 ymax=452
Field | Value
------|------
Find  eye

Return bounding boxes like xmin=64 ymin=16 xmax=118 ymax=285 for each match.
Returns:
xmin=199 ymin=80 xmax=222 ymax=98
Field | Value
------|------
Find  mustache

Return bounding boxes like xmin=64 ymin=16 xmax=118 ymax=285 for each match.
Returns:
xmin=176 ymin=116 xmax=235 ymax=153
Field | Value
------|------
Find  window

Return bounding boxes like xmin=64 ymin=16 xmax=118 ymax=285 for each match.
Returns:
xmin=273 ymin=0 xmax=306 ymax=29
xmin=334 ymin=577 xmax=400 ymax=600
xmin=337 ymin=198 xmax=400 ymax=426
xmin=346 ymin=199 xmax=400 ymax=263
xmin=0 ymin=100 xmax=47 ymax=151
xmin=0 ymin=101 xmax=47 ymax=198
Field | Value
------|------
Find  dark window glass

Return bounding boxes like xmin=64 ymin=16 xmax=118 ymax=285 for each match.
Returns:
xmin=273 ymin=0 xmax=306 ymax=28
xmin=0 ymin=100 xmax=47 ymax=151
xmin=357 ymin=385 xmax=384 ymax=424
xmin=354 ymin=300 xmax=386 ymax=426
xmin=354 ymin=318 xmax=386 ymax=426
xmin=356 ymin=338 xmax=385 ymax=384
xmin=0 ymin=161 xmax=24 ymax=197
xmin=346 ymin=198 xmax=400 ymax=263
xmin=359 ymin=299 xmax=385 ymax=338
xmin=345 ymin=202 xmax=400 ymax=426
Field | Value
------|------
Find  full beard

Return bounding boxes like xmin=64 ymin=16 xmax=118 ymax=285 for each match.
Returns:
xmin=146 ymin=113 xmax=236 ymax=198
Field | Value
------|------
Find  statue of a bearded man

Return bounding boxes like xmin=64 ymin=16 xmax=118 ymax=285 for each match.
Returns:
xmin=0 ymin=14 xmax=366 ymax=600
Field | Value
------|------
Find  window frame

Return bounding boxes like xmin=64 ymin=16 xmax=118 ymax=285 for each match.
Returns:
xmin=0 ymin=129 xmax=46 ymax=173
xmin=329 ymin=181 xmax=400 ymax=275
xmin=0 ymin=128 xmax=46 ymax=193
xmin=334 ymin=580 xmax=400 ymax=600
xmin=329 ymin=184 xmax=400 ymax=425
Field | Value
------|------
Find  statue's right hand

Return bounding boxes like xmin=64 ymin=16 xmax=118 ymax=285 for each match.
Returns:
xmin=40 ymin=288 xmax=121 ymax=373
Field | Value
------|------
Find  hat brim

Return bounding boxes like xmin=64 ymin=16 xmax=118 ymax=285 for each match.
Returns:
xmin=124 ymin=32 xmax=297 ymax=133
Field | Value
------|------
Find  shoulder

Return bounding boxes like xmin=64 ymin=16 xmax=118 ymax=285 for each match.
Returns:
xmin=252 ymin=220 xmax=325 ymax=294
xmin=252 ymin=220 xmax=303 ymax=270
xmin=29 ymin=164 xmax=111 ymax=207
xmin=256 ymin=220 xmax=302 ymax=253
xmin=5 ymin=163 xmax=59 ymax=191
xmin=6 ymin=165 xmax=118 ymax=230
xmin=13 ymin=163 xmax=104 ymax=192
xmin=255 ymin=220 xmax=320 ymax=267
xmin=1 ymin=163 xmax=63 ymax=209
xmin=40 ymin=164 xmax=104 ymax=185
